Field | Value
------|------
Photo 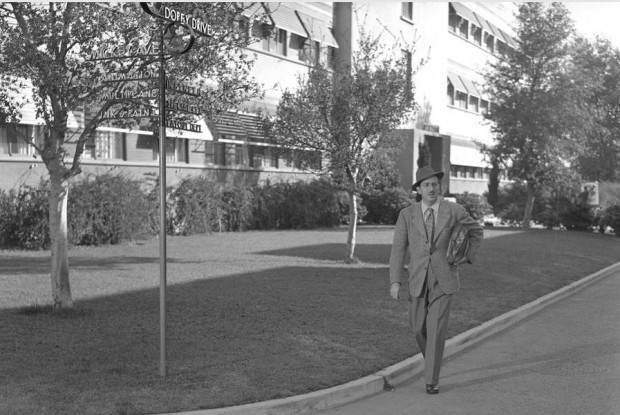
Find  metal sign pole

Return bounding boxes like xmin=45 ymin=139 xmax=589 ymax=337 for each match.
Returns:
xmin=158 ymin=20 xmax=168 ymax=378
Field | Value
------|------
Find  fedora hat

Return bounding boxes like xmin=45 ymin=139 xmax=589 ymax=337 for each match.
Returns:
xmin=412 ymin=165 xmax=444 ymax=190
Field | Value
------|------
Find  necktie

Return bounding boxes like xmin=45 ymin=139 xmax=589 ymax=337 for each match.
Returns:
xmin=425 ymin=208 xmax=435 ymax=250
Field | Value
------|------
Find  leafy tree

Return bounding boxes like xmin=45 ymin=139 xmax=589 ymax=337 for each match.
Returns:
xmin=482 ymin=3 xmax=577 ymax=229
xmin=566 ymin=36 xmax=620 ymax=182
xmin=0 ymin=2 xmax=267 ymax=309
xmin=264 ymin=29 xmax=422 ymax=262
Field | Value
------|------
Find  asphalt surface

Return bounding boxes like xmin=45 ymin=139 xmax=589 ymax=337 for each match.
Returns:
xmin=314 ymin=271 xmax=620 ymax=415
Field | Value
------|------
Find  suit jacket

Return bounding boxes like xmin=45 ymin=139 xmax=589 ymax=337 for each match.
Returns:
xmin=389 ymin=199 xmax=484 ymax=297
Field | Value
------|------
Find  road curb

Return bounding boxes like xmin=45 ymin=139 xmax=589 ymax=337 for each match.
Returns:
xmin=163 ymin=262 xmax=620 ymax=415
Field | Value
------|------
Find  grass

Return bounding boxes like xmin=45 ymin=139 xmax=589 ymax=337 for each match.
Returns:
xmin=0 ymin=227 xmax=618 ymax=415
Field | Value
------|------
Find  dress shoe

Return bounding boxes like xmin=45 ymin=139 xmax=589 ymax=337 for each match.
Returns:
xmin=426 ymin=384 xmax=439 ymax=394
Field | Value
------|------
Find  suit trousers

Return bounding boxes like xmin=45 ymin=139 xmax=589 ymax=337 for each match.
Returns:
xmin=408 ymin=267 xmax=452 ymax=385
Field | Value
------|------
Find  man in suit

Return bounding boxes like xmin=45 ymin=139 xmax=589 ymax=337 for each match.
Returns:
xmin=389 ymin=166 xmax=484 ymax=394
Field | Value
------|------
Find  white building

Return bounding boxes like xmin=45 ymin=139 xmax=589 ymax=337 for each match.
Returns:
xmin=0 ymin=2 xmax=515 ymax=195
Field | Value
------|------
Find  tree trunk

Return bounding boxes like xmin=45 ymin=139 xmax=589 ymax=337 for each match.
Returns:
xmin=49 ymin=174 xmax=73 ymax=310
xmin=523 ymin=181 xmax=536 ymax=230
xmin=487 ymin=159 xmax=500 ymax=210
xmin=345 ymin=190 xmax=358 ymax=263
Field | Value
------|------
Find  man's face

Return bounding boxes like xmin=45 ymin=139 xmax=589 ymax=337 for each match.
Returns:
xmin=418 ymin=176 xmax=440 ymax=205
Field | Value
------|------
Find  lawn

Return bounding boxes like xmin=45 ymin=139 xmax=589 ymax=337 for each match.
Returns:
xmin=0 ymin=227 xmax=618 ymax=415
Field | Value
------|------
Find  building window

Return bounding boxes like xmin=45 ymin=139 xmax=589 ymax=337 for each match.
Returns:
xmin=469 ymin=96 xmax=479 ymax=113
xmin=480 ymin=99 xmax=489 ymax=115
xmin=401 ymin=2 xmax=413 ymax=20
xmin=447 ymin=82 xmax=455 ymax=106
xmin=448 ymin=9 xmax=459 ymax=33
xmin=456 ymin=91 xmax=468 ymax=109
xmin=299 ymin=38 xmax=320 ymax=65
xmin=484 ymin=32 xmax=494 ymax=53
xmin=450 ymin=165 xmax=458 ymax=178
xmin=458 ymin=18 xmax=468 ymax=39
xmin=205 ymin=142 xmax=215 ymax=165
xmin=403 ymin=50 xmax=412 ymax=99
xmin=496 ymin=40 xmax=508 ymax=58
xmin=84 ymin=130 xmax=124 ymax=160
xmin=470 ymin=24 xmax=482 ymax=46
xmin=175 ymin=138 xmax=187 ymax=163
xmin=251 ymin=145 xmax=266 ymax=168
xmin=262 ymin=28 xmax=286 ymax=55
xmin=0 ymin=125 xmax=35 ymax=156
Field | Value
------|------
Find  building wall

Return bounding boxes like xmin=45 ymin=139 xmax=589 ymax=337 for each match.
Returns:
xmin=0 ymin=2 xmax=516 ymax=196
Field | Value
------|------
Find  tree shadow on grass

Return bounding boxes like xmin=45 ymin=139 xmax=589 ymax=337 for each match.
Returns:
xmin=0 ymin=256 xmax=204 ymax=275
xmin=258 ymin=243 xmax=392 ymax=264
xmin=1 ymin=230 xmax=618 ymax=415
xmin=0 ymin=264 xmax=413 ymax=415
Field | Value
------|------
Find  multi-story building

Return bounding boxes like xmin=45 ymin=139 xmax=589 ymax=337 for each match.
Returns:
xmin=0 ymin=2 xmax=515 ymax=196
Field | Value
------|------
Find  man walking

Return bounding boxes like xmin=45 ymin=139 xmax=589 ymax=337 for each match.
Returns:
xmin=389 ymin=166 xmax=483 ymax=394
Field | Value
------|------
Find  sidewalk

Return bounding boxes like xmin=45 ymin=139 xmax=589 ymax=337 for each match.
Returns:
xmin=315 ymin=268 xmax=620 ymax=415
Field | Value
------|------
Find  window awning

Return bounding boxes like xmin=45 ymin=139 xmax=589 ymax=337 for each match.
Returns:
xmin=451 ymin=2 xmax=478 ymax=26
xmin=447 ymin=72 xmax=467 ymax=93
xmin=459 ymin=76 xmax=481 ymax=97
xmin=486 ymin=20 xmax=506 ymax=42
xmin=263 ymin=2 xmax=307 ymax=37
xmin=498 ymin=27 xmax=518 ymax=49
xmin=296 ymin=11 xmax=338 ymax=48
xmin=451 ymin=144 xmax=487 ymax=168
xmin=211 ymin=111 xmax=266 ymax=143
xmin=472 ymin=11 xmax=493 ymax=35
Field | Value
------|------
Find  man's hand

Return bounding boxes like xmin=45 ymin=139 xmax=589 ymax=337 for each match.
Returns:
xmin=452 ymin=257 xmax=469 ymax=267
xmin=390 ymin=282 xmax=400 ymax=300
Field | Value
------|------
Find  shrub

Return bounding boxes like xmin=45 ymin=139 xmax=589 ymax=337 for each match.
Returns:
xmin=167 ymin=176 xmax=224 ymax=235
xmin=220 ymin=187 xmax=254 ymax=232
xmin=68 ymin=174 xmax=156 ymax=245
xmin=557 ymin=191 xmax=596 ymax=232
xmin=252 ymin=179 xmax=341 ymax=229
xmin=361 ymin=187 xmax=411 ymax=224
xmin=601 ymin=204 xmax=620 ymax=236
xmin=453 ymin=192 xmax=492 ymax=221
xmin=0 ymin=183 xmax=50 ymax=249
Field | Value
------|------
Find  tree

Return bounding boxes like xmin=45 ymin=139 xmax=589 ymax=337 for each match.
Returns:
xmin=265 ymin=29 xmax=422 ymax=262
xmin=0 ymin=2 xmax=267 ymax=309
xmin=482 ymin=3 xmax=577 ymax=229
xmin=566 ymin=36 xmax=620 ymax=182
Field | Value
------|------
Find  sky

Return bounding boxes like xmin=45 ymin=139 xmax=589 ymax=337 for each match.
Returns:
xmin=563 ymin=2 xmax=620 ymax=47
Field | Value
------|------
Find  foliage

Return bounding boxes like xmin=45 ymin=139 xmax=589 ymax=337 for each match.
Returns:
xmin=220 ymin=187 xmax=255 ymax=232
xmin=361 ymin=187 xmax=411 ymax=224
xmin=252 ymin=179 xmax=341 ymax=230
xmin=0 ymin=183 xmax=50 ymax=249
xmin=482 ymin=3 xmax=577 ymax=228
xmin=557 ymin=191 xmax=595 ymax=231
xmin=598 ymin=181 xmax=620 ymax=208
xmin=600 ymin=204 xmax=620 ymax=236
xmin=168 ymin=176 xmax=224 ymax=235
xmin=264 ymin=23 xmax=423 ymax=259
xmin=566 ymin=37 xmax=620 ymax=182
xmin=0 ymin=2 xmax=268 ymax=308
xmin=453 ymin=193 xmax=493 ymax=221
xmin=68 ymin=173 xmax=156 ymax=245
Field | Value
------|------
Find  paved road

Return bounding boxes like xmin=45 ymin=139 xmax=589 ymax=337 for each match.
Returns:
xmin=315 ymin=272 xmax=620 ymax=415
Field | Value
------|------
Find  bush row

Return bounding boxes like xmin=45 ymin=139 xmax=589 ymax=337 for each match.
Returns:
xmin=490 ymin=181 xmax=620 ymax=234
xmin=0 ymin=175 xmax=364 ymax=250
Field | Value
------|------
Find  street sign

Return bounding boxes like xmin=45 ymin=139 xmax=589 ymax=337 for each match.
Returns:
xmin=582 ymin=182 xmax=599 ymax=206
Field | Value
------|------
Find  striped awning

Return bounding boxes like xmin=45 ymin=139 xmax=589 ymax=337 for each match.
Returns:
xmin=459 ymin=76 xmax=481 ymax=97
xmin=263 ymin=2 xmax=307 ymax=37
xmin=447 ymin=72 xmax=467 ymax=93
xmin=450 ymin=2 xmax=478 ymax=26
xmin=296 ymin=11 xmax=338 ymax=48
xmin=211 ymin=111 xmax=266 ymax=142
